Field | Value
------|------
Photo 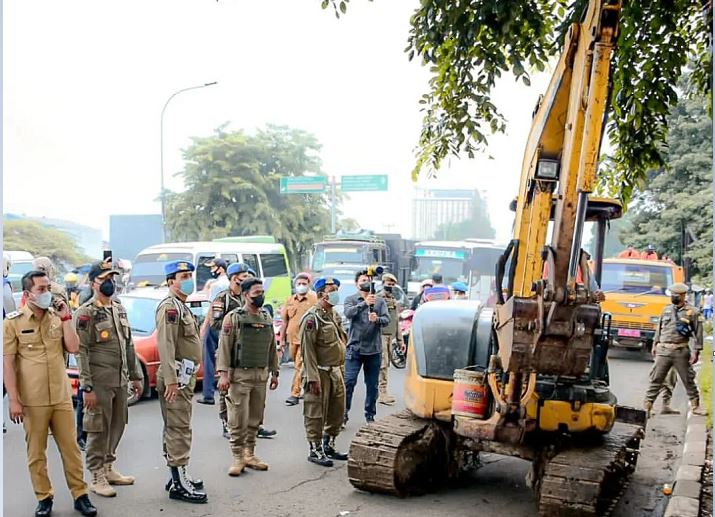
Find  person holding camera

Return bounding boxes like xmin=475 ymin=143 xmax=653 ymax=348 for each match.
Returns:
xmin=343 ymin=270 xmax=390 ymax=424
xmin=644 ymin=282 xmax=707 ymax=417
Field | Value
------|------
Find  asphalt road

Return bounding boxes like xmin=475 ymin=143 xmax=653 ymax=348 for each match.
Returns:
xmin=3 ymin=350 xmax=689 ymax=517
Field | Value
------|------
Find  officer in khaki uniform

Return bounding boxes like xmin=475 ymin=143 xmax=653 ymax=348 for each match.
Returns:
xmin=281 ymin=272 xmax=317 ymax=406
xmin=4 ymin=270 xmax=97 ymax=517
xmin=644 ymin=283 xmax=707 ymax=416
xmin=200 ymin=262 xmax=255 ymax=437
xmin=217 ymin=277 xmax=279 ymax=477
xmin=649 ymin=364 xmax=679 ymax=414
xmin=376 ymin=273 xmax=402 ymax=406
xmin=156 ymin=260 xmax=207 ymax=504
xmin=75 ymin=261 xmax=144 ymax=497
xmin=299 ymin=277 xmax=348 ymax=467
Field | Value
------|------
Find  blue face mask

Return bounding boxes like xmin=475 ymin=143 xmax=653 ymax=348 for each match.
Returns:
xmin=179 ymin=278 xmax=195 ymax=296
xmin=327 ymin=291 xmax=340 ymax=306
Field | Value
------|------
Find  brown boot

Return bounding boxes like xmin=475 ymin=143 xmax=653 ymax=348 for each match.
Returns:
xmin=90 ymin=469 xmax=117 ymax=497
xmin=105 ymin=463 xmax=135 ymax=485
xmin=227 ymin=455 xmax=245 ymax=477
xmin=660 ymin=402 xmax=681 ymax=415
xmin=378 ymin=393 xmax=396 ymax=406
xmin=244 ymin=447 xmax=269 ymax=471
xmin=689 ymin=399 xmax=708 ymax=416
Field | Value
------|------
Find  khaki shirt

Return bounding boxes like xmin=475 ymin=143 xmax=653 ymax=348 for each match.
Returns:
xmin=3 ymin=305 xmax=72 ymax=406
xmin=155 ymin=292 xmax=202 ymax=385
xmin=299 ymin=305 xmax=347 ymax=383
xmin=209 ymin=289 xmax=243 ymax=332
xmin=281 ymin=291 xmax=318 ymax=345
xmin=50 ymin=281 xmax=68 ymax=306
xmin=74 ymin=298 xmax=142 ymax=389
xmin=377 ymin=292 xmax=401 ymax=338
xmin=216 ymin=308 xmax=279 ymax=374
xmin=655 ymin=302 xmax=704 ymax=350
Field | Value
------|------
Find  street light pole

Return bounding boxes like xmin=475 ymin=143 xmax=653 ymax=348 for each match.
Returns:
xmin=160 ymin=81 xmax=218 ymax=242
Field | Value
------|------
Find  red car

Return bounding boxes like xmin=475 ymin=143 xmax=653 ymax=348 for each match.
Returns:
xmin=67 ymin=287 xmax=284 ymax=405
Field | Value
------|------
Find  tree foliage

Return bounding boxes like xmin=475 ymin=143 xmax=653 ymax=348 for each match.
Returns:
xmin=620 ymin=93 xmax=713 ymax=283
xmin=322 ymin=1 xmax=712 ymax=205
xmin=165 ymin=125 xmax=334 ymax=264
xmin=3 ymin=220 xmax=90 ymax=267
xmin=433 ymin=192 xmax=496 ymax=240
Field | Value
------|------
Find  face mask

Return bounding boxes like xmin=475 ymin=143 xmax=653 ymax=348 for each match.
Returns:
xmin=210 ymin=269 xmax=220 ymax=279
xmin=251 ymin=294 xmax=265 ymax=307
xmin=359 ymin=282 xmax=371 ymax=292
xmin=384 ymin=285 xmax=393 ymax=293
xmin=32 ymin=291 xmax=52 ymax=310
xmin=179 ymin=278 xmax=195 ymax=295
xmin=99 ymin=278 xmax=115 ymax=297
xmin=327 ymin=291 xmax=340 ymax=306
xmin=295 ymin=284 xmax=309 ymax=295
xmin=671 ymin=295 xmax=682 ymax=305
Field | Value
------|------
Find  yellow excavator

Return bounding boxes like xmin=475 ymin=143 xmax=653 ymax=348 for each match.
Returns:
xmin=347 ymin=1 xmax=647 ymax=515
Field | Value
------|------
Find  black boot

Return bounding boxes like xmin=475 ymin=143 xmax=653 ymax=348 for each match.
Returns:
xmin=168 ymin=466 xmax=208 ymax=504
xmin=35 ymin=497 xmax=53 ymax=517
xmin=257 ymin=425 xmax=277 ymax=439
xmin=308 ymin=441 xmax=334 ymax=467
xmin=322 ymin=435 xmax=348 ymax=460
xmin=73 ymin=495 xmax=97 ymax=516
xmin=164 ymin=466 xmax=204 ymax=491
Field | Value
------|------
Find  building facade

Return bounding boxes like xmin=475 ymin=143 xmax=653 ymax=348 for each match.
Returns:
xmin=411 ymin=189 xmax=480 ymax=240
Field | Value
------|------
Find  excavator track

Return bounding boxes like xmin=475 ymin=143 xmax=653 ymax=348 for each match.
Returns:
xmin=348 ymin=410 xmax=452 ymax=496
xmin=537 ymin=422 xmax=644 ymax=517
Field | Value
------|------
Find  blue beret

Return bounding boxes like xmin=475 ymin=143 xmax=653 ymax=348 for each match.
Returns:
xmin=164 ymin=260 xmax=195 ymax=276
xmin=451 ymin=281 xmax=468 ymax=293
xmin=313 ymin=276 xmax=341 ymax=291
xmin=227 ymin=262 xmax=256 ymax=278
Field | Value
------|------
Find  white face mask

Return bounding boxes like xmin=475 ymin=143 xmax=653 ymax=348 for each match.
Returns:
xmin=327 ymin=291 xmax=340 ymax=306
xmin=295 ymin=284 xmax=309 ymax=295
xmin=31 ymin=291 xmax=53 ymax=310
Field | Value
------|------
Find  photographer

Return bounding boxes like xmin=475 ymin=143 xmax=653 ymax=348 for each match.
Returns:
xmin=342 ymin=270 xmax=390 ymax=424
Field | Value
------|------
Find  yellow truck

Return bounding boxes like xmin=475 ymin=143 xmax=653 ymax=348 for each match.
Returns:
xmin=600 ymin=257 xmax=684 ymax=354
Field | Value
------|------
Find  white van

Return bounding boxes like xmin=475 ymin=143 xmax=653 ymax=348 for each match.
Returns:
xmin=130 ymin=242 xmax=292 ymax=309
xmin=5 ymin=251 xmax=35 ymax=293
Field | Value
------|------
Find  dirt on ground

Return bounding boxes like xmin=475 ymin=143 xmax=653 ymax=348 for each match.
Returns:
xmin=700 ymin=432 xmax=712 ymax=517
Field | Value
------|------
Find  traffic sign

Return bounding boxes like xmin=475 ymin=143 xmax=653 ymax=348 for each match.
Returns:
xmin=279 ymin=176 xmax=328 ymax=194
xmin=340 ymin=174 xmax=388 ymax=192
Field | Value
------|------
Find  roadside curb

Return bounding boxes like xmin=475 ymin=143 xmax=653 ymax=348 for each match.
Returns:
xmin=664 ymin=411 xmax=709 ymax=517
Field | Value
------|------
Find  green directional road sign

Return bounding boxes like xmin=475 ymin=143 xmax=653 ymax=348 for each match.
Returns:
xmin=340 ymin=174 xmax=389 ymax=192
xmin=279 ymin=176 xmax=328 ymax=194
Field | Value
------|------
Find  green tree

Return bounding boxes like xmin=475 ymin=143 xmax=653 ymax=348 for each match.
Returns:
xmin=323 ymin=1 xmax=712 ymax=204
xmin=165 ymin=124 xmax=334 ymax=265
xmin=432 ymin=193 xmax=496 ymax=240
xmin=3 ymin=220 xmax=89 ymax=266
xmin=620 ymin=93 xmax=713 ymax=282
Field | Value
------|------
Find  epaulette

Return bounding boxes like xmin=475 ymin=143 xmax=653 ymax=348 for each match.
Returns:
xmin=5 ymin=311 xmax=20 ymax=320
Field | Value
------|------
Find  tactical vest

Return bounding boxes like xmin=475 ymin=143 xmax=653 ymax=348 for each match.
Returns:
xmin=210 ymin=290 xmax=242 ymax=332
xmin=231 ymin=309 xmax=274 ymax=368
xmin=381 ymin=295 xmax=398 ymax=336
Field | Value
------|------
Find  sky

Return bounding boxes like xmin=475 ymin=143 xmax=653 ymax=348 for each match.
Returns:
xmin=3 ymin=0 xmax=550 ymax=244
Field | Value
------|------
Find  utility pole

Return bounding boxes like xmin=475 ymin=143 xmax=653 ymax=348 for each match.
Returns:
xmin=330 ymin=176 xmax=337 ymax=234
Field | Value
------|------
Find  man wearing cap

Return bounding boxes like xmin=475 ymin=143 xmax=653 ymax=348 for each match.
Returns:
xmin=644 ymin=283 xmax=707 ymax=416
xmin=75 ymin=261 xmax=144 ymax=497
xmin=156 ymin=260 xmax=207 ymax=504
xmin=376 ymin=273 xmax=402 ymax=406
xmin=281 ymin=272 xmax=317 ymax=406
xmin=197 ymin=258 xmax=231 ymax=406
xmin=451 ymin=282 xmax=469 ymax=300
xmin=299 ymin=277 xmax=348 ymax=466
xmin=217 ymin=278 xmax=279 ymax=476
xmin=4 ymin=270 xmax=97 ymax=517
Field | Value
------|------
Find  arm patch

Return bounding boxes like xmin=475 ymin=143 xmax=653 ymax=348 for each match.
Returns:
xmin=78 ymin=315 xmax=90 ymax=330
xmin=305 ymin=317 xmax=315 ymax=330
xmin=223 ymin=321 xmax=233 ymax=335
xmin=166 ymin=309 xmax=179 ymax=324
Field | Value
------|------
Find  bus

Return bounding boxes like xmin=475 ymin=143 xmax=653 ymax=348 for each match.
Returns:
xmin=130 ymin=241 xmax=292 ymax=311
xmin=408 ymin=239 xmax=507 ymax=305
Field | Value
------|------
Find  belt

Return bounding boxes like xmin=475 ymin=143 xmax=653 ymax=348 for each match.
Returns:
xmin=660 ymin=342 xmax=689 ymax=349
xmin=317 ymin=365 xmax=340 ymax=372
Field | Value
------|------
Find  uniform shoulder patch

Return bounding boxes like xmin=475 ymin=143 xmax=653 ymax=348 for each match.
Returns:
xmin=223 ymin=320 xmax=233 ymax=335
xmin=5 ymin=311 xmax=20 ymax=320
xmin=305 ymin=315 xmax=316 ymax=330
xmin=78 ymin=314 xmax=91 ymax=330
xmin=166 ymin=308 xmax=179 ymax=324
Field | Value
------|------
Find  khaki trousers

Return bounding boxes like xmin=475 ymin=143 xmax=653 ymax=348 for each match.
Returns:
xmin=83 ymin=385 xmax=128 ymax=472
xmin=226 ymin=367 xmax=268 ymax=456
xmin=23 ymin=400 xmax=88 ymax=501
xmin=649 ymin=364 xmax=677 ymax=405
xmin=289 ymin=342 xmax=304 ymax=398
xmin=379 ymin=335 xmax=391 ymax=394
xmin=157 ymin=375 xmax=195 ymax=467
xmin=303 ymin=367 xmax=345 ymax=442
xmin=645 ymin=344 xmax=699 ymax=403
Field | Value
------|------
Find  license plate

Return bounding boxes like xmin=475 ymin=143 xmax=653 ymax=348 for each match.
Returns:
xmin=617 ymin=328 xmax=641 ymax=338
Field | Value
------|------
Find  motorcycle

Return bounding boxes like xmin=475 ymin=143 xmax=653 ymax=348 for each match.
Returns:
xmin=390 ymin=309 xmax=414 ymax=369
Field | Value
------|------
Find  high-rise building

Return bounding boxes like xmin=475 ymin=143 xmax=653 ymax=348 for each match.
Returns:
xmin=411 ymin=189 xmax=482 ymax=240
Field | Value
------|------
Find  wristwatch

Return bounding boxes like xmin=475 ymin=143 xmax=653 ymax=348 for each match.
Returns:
xmin=82 ymin=386 xmax=94 ymax=393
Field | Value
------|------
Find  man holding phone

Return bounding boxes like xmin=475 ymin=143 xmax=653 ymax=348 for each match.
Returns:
xmin=4 ymin=271 xmax=97 ymax=517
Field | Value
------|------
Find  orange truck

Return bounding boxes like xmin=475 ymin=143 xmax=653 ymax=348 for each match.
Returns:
xmin=600 ymin=257 xmax=684 ymax=354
